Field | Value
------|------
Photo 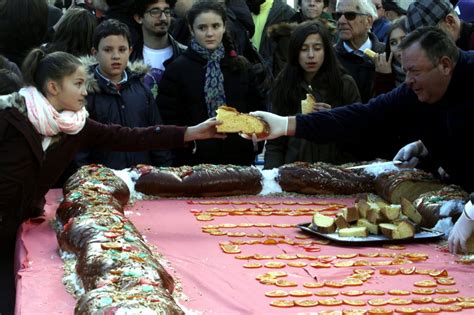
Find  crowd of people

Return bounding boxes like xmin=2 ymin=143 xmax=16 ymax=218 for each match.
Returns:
xmin=1 ymin=0 xmax=473 ymax=313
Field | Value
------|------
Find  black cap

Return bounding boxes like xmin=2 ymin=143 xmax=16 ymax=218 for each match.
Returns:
xmin=383 ymin=0 xmax=407 ymax=15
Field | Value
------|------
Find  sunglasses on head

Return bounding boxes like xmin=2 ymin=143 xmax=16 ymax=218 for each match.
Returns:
xmin=334 ymin=11 xmax=368 ymax=21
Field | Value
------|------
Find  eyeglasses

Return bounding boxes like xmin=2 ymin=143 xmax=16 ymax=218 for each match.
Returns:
xmin=145 ymin=8 xmax=172 ymax=18
xmin=334 ymin=11 xmax=368 ymax=21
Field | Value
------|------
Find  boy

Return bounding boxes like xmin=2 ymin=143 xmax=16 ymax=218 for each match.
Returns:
xmin=76 ymin=19 xmax=172 ymax=170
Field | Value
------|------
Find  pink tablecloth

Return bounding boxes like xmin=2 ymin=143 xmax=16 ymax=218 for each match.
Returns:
xmin=15 ymin=189 xmax=474 ymax=315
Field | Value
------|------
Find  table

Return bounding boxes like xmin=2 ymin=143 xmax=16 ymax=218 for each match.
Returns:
xmin=15 ymin=189 xmax=474 ymax=314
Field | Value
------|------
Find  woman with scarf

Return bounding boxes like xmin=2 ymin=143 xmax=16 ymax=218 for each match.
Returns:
xmin=373 ymin=17 xmax=408 ymax=94
xmin=0 ymin=48 xmax=224 ymax=313
xmin=157 ymin=0 xmax=267 ymax=167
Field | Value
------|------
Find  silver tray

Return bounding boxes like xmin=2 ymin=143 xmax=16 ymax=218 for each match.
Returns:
xmin=297 ymin=222 xmax=444 ymax=245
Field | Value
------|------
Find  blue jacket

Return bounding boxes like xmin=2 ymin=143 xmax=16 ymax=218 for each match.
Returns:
xmin=76 ymin=64 xmax=172 ymax=170
xmin=296 ymin=50 xmax=474 ymax=194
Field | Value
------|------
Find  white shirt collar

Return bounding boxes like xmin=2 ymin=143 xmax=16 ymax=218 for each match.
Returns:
xmin=343 ymin=37 xmax=372 ymax=55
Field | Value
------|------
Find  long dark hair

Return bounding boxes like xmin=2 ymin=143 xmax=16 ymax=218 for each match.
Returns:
xmin=47 ymin=8 xmax=98 ymax=56
xmin=385 ymin=16 xmax=408 ymax=56
xmin=22 ymin=49 xmax=82 ymax=96
xmin=272 ymin=21 xmax=345 ymax=115
xmin=187 ymin=0 xmax=248 ymax=70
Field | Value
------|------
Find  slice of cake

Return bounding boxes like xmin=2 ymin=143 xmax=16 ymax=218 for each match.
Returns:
xmin=216 ymin=105 xmax=270 ymax=137
xmin=301 ymin=93 xmax=316 ymax=114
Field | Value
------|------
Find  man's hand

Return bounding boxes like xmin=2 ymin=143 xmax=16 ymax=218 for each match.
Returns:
xmin=393 ymin=140 xmax=428 ymax=168
xmin=448 ymin=201 xmax=474 ymax=254
xmin=240 ymin=111 xmax=289 ymax=141
xmin=184 ymin=118 xmax=226 ymax=142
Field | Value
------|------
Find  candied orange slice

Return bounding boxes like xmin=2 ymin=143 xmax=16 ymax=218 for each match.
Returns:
xmin=360 ymin=252 xmax=379 ymax=258
xmin=435 ymin=288 xmax=458 ymax=294
xmin=262 ymin=239 xmax=278 ymax=245
xmin=383 ymin=245 xmax=406 ymax=250
xmin=219 ymin=223 xmax=237 ymax=228
xmin=343 ymin=310 xmax=368 ymax=315
xmin=310 ymin=262 xmax=331 ymax=268
xmin=334 ymin=260 xmax=355 ymax=267
xmin=414 ymin=280 xmax=437 ymax=287
xmin=400 ymin=267 xmax=416 ymax=275
xmin=415 ymin=269 xmax=434 ymax=275
xmin=388 ymin=290 xmax=410 ymax=296
xmin=416 ymin=306 xmax=440 ymax=313
xmin=276 ymin=254 xmax=298 ymax=260
xmin=354 ymin=269 xmax=375 ymax=274
xmin=343 ymin=299 xmax=366 ymax=306
xmin=440 ymin=305 xmax=463 ymax=312
xmin=289 ymin=290 xmax=313 ymax=297
xmin=303 ymin=282 xmax=324 ymax=288
xmin=287 ymin=261 xmax=307 ymax=268
xmin=243 ymin=262 xmax=262 ymax=268
xmin=270 ymin=299 xmax=294 ymax=307
xmin=237 ymin=223 xmax=254 ymax=227
xmin=371 ymin=261 xmax=393 ymax=266
xmin=293 ymin=299 xmax=319 ymax=307
xmin=295 ymin=234 xmax=310 ymax=239
xmin=227 ymin=232 xmax=246 ymax=237
xmin=388 ymin=298 xmax=411 ymax=305
xmin=394 ymin=307 xmax=417 ymax=314
xmin=380 ymin=269 xmax=400 ymax=276
xmin=429 ymin=269 xmax=448 ymax=277
xmin=318 ymin=298 xmax=343 ymax=306
xmin=266 ymin=271 xmax=287 ymax=278
xmin=367 ymin=308 xmax=393 ymax=314
xmin=337 ymin=253 xmax=358 ymax=259
xmin=208 ymin=230 xmax=227 ymax=236
xmin=234 ymin=254 xmax=253 ymax=260
xmin=435 ymin=278 xmax=455 ymax=285
xmin=253 ymin=254 xmax=273 ymax=260
xmin=264 ymin=261 xmax=286 ymax=269
xmin=457 ymin=297 xmax=474 ymax=302
xmin=341 ymin=290 xmax=364 ymax=296
xmin=364 ymin=290 xmax=385 ymax=296
xmin=368 ymin=299 xmax=388 ymax=306
xmin=412 ymin=289 xmax=435 ymax=295
xmin=254 ymin=223 xmax=271 ymax=227
xmin=342 ymin=279 xmax=364 ymax=286
xmin=433 ymin=297 xmax=457 ymax=304
xmin=196 ymin=214 xmax=213 ymax=221
xmin=455 ymin=301 xmax=474 ymax=308
xmin=314 ymin=290 xmax=339 ymax=297
xmin=265 ymin=290 xmax=289 ymax=298
xmin=220 ymin=244 xmax=241 ymax=254
xmin=412 ymin=297 xmax=432 ymax=304
xmin=101 ymin=242 xmax=122 ymax=250
xmin=275 ymin=279 xmax=298 ymax=287
xmin=297 ymin=253 xmax=318 ymax=260
xmin=353 ymin=260 xmax=370 ymax=266
xmin=319 ymin=310 xmax=344 ymax=315
xmin=312 ymin=239 xmax=331 ymax=245
xmin=347 ymin=274 xmax=371 ymax=281
xmin=259 ymin=278 xmax=277 ymax=285
xmin=324 ymin=281 xmax=345 ymax=288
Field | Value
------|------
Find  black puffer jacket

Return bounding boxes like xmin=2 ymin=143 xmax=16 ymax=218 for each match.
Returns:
xmin=76 ymin=61 xmax=172 ymax=170
xmin=334 ymin=32 xmax=385 ymax=103
xmin=157 ymin=48 xmax=267 ymax=166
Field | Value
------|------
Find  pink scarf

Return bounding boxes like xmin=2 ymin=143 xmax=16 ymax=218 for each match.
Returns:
xmin=19 ymin=87 xmax=88 ymax=149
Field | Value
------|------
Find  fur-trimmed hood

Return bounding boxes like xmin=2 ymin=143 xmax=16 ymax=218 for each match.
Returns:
xmin=79 ymin=55 xmax=150 ymax=93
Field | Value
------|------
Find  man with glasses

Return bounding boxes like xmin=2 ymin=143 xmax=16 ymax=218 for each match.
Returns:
xmin=334 ymin=0 xmax=385 ymax=103
xmin=244 ymin=27 xmax=474 ymax=253
xmin=132 ymin=0 xmax=186 ymax=100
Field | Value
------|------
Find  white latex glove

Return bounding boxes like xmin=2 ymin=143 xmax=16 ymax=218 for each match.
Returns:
xmin=393 ymin=140 xmax=428 ymax=168
xmin=241 ymin=111 xmax=289 ymax=141
xmin=448 ymin=201 xmax=474 ymax=254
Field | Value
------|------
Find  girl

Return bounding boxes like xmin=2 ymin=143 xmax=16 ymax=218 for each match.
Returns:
xmin=0 ymin=49 xmax=223 ymax=311
xmin=264 ymin=21 xmax=360 ymax=169
xmin=158 ymin=0 xmax=267 ymax=166
xmin=374 ymin=17 xmax=408 ymax=94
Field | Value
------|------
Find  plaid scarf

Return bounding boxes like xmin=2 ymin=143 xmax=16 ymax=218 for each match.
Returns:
xmin=190 ymin=39 xmax=226 ymax=117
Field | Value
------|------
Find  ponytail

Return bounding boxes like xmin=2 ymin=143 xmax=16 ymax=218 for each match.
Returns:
xmin=222 ymin=32 xmax=249 ymax=71
xmin=21 ymin=48 xmax=82 ymax=95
